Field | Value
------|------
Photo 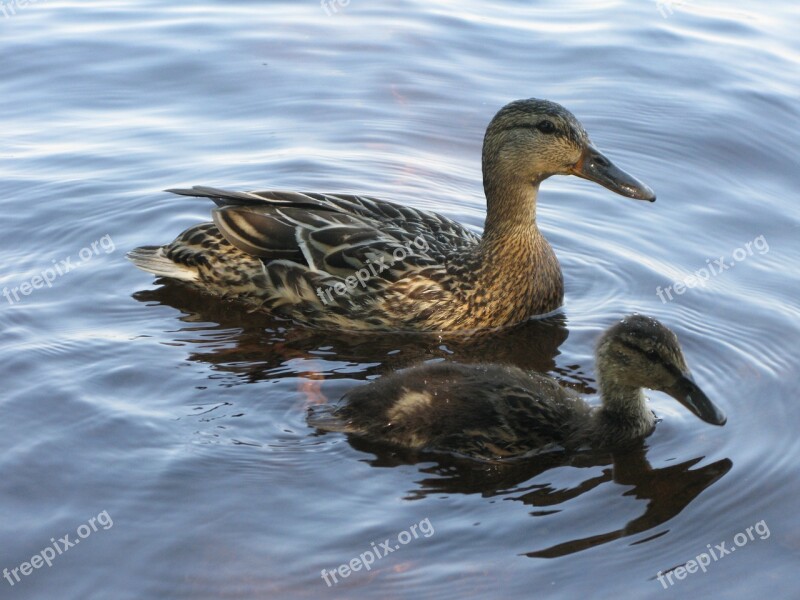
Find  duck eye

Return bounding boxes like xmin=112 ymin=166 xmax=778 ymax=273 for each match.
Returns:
xmin=535 ymin=120 xmax=556 ymax=134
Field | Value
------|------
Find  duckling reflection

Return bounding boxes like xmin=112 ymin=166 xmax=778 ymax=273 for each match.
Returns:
xmin=522 ymin=449 xmax=732 ymax=558
xmin=309 ymin=315 xmax=726 ymax=459
xmin=342 ymin=436 xmax=731 ymax=558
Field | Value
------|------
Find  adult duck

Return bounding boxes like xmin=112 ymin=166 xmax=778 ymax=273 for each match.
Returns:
xmin=308 ymin=315 xmax=726 ymax=459
xmin=128 ymin=99 xmax=655 ymax=331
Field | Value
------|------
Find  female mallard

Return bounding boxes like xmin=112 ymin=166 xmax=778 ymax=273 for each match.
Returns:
xmin=128 ymin=99 xmax=655 ymax=332
xmin=309 ymin=315 xmax=726 ymax=459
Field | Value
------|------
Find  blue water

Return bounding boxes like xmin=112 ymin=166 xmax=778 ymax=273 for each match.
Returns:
xmin=1 ymin=1 xmax=799 ymax=598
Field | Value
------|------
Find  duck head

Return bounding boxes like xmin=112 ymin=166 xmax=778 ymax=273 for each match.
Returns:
xmin=482 ymin=98 xmax=656 ymax=201
xmin=596 ymin=314 xmax=727 ymax=425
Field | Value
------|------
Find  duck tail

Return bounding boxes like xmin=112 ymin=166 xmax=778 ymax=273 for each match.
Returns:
xmin=166 ymin=186 xmax=265 ymax=207
xmin=127 ymin=246 xmax=200 ymax=282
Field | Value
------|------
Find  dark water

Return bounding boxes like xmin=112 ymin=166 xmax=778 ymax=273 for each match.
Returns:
xmin=1 ymin=1 xmax=799 ymax=598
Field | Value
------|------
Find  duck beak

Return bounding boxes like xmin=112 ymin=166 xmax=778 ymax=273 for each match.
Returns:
xmin=667 ymin=372 xmax=727 ymax=426
xmin=571 ymin=145 xmax=656 ymax=202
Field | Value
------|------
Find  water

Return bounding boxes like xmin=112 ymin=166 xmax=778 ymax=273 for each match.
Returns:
xmin=1 ymin=1 xmax=798 ymax=598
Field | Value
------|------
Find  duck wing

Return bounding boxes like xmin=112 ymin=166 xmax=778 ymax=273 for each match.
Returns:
xmin=168 ymin=186 xmax=480 ymax=270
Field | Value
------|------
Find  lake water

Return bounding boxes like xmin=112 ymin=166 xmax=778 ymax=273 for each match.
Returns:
xmin=1 ymin=1 xmax=798 ymax=598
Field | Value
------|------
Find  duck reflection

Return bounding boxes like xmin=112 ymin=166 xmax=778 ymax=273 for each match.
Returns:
xmin=132 ymin=281 xmax=570 ymax=381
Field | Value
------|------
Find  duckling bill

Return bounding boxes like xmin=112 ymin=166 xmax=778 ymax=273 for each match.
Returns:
xmin=129 ymin=98 xmax=655 ymax=332
xmin=309 ymin=315 xmax=726 ymax=460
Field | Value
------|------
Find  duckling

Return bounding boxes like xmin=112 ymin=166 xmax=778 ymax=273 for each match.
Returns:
xmin=308 ymin=315 xmax=726 ymax=459
xmin=128 ymin=99 xmax=655 ymax=332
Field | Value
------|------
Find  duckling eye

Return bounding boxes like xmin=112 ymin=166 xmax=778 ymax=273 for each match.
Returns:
xmin=535 ymin=120 xmax=556 ymax=134
xmin=645 ymin=350 xmax=660 ymax=361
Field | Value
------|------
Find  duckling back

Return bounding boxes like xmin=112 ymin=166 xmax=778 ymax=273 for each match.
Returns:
xmin=309 ymin=362 xmax=591 ymax=459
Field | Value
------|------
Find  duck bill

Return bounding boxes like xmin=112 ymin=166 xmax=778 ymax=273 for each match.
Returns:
xmin=667 ymin=372 xmax=727 ymax=426
xmin=571 ymin=145 xmax=656 ymax=202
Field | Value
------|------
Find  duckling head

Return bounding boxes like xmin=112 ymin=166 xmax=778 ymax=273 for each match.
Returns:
xmin=595 ymin=314 xmax=727 ymax=425
xmin=482 ymin=98 xmax=656 ymax=202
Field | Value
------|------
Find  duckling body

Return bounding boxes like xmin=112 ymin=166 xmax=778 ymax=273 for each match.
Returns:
xmin=129 ymin=99 xmax=655 ymax=332
xmin=309 ymin=315 xmax=726 ymax=459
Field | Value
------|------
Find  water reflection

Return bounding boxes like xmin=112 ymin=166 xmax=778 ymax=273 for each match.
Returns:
xmin=522 ymin=451 xmax=733 ymax=558
xmin=132 ymin=280 xmax=572 ymax=382
xmin=338 ymin=436 xmax=732 ymax=558
xmin=133 ymin=279 xmax=732 ymax=558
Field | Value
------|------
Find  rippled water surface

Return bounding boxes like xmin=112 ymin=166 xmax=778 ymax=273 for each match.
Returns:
xmin=1 ymin=1 xmax=799 ymax=598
